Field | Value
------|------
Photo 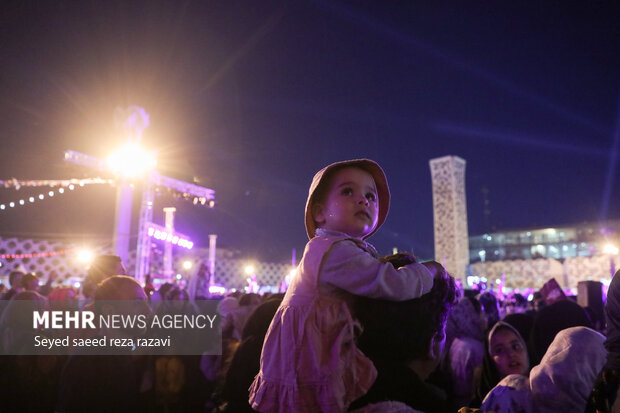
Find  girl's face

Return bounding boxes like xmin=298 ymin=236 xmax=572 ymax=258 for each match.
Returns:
xmin=312 ymin=167 xmax=379 ymax=239
xmin=490 ymin=328 xmax=529 ymax=377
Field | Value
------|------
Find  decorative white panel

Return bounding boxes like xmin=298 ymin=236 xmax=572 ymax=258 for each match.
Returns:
xmin=0 ymin=236 xmax=111 ymax=284
xmin=0 ymin=236 xmax=292 ymax=291
xmin=564 ymin=255 xmax=618 ymax=285
xmin=430 ymin=156 xmax=469 ymax=281
xmin=469 ymin=256 xmax=618 ymax=289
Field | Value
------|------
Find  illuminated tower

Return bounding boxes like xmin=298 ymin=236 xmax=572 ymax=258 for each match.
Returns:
xmin=429 ymin=155 xmax=469 ymax=282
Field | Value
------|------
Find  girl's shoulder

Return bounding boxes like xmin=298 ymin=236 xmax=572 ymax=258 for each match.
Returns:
xmin=308 ymin=235 xmax=374 ymax=254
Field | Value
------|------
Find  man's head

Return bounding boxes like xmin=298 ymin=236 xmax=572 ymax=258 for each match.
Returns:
xmin=83 ymin=255 xmax=126 ymax=298
xmin=21 ymin=273 xmax=39 ymax=291
xmin=88 ymin=255 xmax=126 ymax=279
xmin=8 ymin=271 xmax=24 ymax=288
xmin=355 ymin=269 xmax=458 ymax=366
xmin=94 ymin=275 xmax=146 ymax=301
xmin=94 ymin=275 xmax=150 ymax=336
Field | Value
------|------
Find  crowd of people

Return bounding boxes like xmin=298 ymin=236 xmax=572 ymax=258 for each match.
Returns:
xmin=0 ymin=158 xmax=617 ymax=413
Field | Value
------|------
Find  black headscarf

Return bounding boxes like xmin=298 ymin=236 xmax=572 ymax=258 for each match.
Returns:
xmin=529 ymin=298 xmax=592 ymax=366
xmin=605 ymin=270 xmax=620 ymax=367
xmin=586 ymin=270 xmax=620 ymax=413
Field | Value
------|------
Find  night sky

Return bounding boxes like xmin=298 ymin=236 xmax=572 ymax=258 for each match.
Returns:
xmin=1 ymin=1 xmax=619 ymax=264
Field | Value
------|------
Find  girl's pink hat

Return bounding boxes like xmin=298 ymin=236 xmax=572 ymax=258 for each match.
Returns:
xmin=304 ymin=158 xmax=390 ymax=240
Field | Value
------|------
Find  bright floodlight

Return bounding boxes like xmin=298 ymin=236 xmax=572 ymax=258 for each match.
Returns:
xmin=182 ymin=260 xmax=193 ymax=270
xmin=76 ymin=249 xmax=95 ymax=264
xmin=107 ymin=143 xmax=157 ymax=178
xmin=244 ymin=265 xmax=255 ymax=275
xmin=604 ymin=244 xmax=619 ymax=255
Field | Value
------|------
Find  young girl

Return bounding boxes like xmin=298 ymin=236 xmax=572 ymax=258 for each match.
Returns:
xmin=249 ymin=159 xmax=444 ymax=413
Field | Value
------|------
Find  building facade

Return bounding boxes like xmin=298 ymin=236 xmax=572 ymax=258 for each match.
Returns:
xmin=469 ymin=220 xmax=620 ymax=263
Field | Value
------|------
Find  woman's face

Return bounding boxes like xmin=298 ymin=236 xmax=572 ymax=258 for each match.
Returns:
xmin=490 ymin=328 xmax=529 ymax=377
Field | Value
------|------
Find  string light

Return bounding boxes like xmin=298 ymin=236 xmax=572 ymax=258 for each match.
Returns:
xmin=0 ymin=181 xmax=92 ymax=213
xmin=162 ymin=187 xmax=215 ymax=209
xmin=0 ymin=249 xmax=73 ymax=259
xmin=0 ymin=177 xmax=113 ymax=189
xmin=146 ymin=225 xmax=194 ymax=249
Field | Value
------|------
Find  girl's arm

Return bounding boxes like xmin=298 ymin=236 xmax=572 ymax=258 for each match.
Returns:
xmin=319 ymin=239 xmax=433 ymax=301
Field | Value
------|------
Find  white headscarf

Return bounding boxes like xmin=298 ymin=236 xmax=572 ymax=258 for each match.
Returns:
xmin=481 ymin=326 xmax=606 ymax=413
xmin=530 ymin=326 xmax=606 ymax=413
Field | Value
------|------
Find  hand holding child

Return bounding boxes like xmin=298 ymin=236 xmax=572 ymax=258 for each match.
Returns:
xmin=421 ymin=260 xmax=447 ymax=280
xmin=378 ymin=252 xmax=418 ymax=268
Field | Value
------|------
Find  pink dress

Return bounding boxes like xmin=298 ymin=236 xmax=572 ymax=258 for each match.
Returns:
xmin=249 ymin=235 xmax=377 ymax=413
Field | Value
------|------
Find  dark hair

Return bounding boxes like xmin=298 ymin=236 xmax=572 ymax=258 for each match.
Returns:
xmin=21 ymin=273 xmax=38 ymax=289
xmin=8 ymin=271 xmax=24 ymax=286
xmin=479 ymin=292 xmax=501 ymax=327
xmin=87 ymin=255 xmax=123 ymax=279
xmin=158 ymin=282 xmax=175 ymax=301
xmin=466 ymin=295 xmax=482 ymax=314
xmin=94 ymin=275 xmax=140 ymax=301
xmin=82 ymin=255 xmax=124 ymax=298
xmin=239 ymin=293 xmax=260 ymax=307
xmin=355 ymin=264 xmax=458 ymax=363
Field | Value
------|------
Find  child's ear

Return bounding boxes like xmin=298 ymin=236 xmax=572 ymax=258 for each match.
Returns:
xmin=312 ymin=203 xmax=325 ymax=226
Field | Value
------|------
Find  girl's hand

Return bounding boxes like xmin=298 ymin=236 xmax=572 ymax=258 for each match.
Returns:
xmin=421 ymin=260 xmax=446 ymax=279
xmin=378 ymin=252 xmax=418 ymax=268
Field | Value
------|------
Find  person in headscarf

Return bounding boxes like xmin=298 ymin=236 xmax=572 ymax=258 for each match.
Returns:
xmin=220 ymin=297 xmax=283 ymax=412
xmin=476 ymin=374 xmax=533 ymax=413
xmin=480 ymin=326 xmax=606 ymax=413
xmin=501 ymin=313 xmax=534 ymax=344
xmin=528 ymin=298 xmax=592 ymax=366
xmin=471 ymin=321 xmax=530 ymax=407
xmin=444 ymin=296 xmax=487 ymax=408
xmin=478 ymin=292 xmax=501 ymax=330
xmin=587 ymin=269 xmax=620 ymax=412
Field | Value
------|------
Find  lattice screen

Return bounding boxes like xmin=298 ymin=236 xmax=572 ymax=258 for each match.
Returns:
xmin=0 ymin=236 xmax=291 ymax=290
xmin=0 ymin=236 xmax=111 ymax=283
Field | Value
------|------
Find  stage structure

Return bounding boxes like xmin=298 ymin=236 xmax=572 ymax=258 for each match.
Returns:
xmin=429 ymin=155 xmax=469 ymax=282
xmin=63 ymin=106 xmax=215 ymax=284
